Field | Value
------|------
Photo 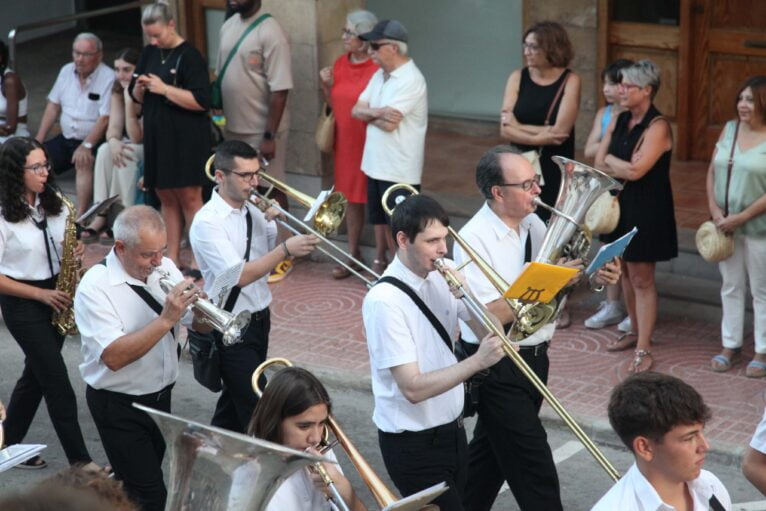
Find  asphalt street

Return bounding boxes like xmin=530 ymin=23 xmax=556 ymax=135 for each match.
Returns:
xmin=1 ymin=327 xmax=765 ymax=510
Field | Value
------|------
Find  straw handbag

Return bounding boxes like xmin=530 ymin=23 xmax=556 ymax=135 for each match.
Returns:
xmin=315 ymin=103 xmax=335 ymax=153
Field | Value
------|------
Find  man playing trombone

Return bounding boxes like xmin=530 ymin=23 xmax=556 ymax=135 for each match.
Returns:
xmin=75 ymin=205 xmax=212 ymax=511
xmin=362 ymin=193 xmax=505 ymax=511
xmin=455 ymin=145 xmax=621 ymax=511
xmin=189 ymin=140 xmax=319 ymax=433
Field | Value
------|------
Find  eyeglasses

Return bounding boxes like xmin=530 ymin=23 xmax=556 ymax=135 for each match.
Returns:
xmin=342 ymin=28 xmax=358 ymax=38
xmin=370 ymin=42 xmax=395 ymax=51
xmin=229 ymin=169 xmax=260 ymax=180
xmin=72 ymin=50 xmax=99 ymax=58
xmin=619 ymin=82 xmax=642 ymax=91
xmin=496 ymin=175 xmax=541 ymax=192
xmin=24 ymin=161 xmax=52 ymax=175
xmin=522 ymin=42 xmax=541 ymax=53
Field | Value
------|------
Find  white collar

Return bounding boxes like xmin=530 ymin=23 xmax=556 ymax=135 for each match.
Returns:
xmin=208 ymin=188 xmax=248 ymax=219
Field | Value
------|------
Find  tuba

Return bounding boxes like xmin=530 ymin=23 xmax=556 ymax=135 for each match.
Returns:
xmin=50 ymin=187 xmax=79 ymax=336
xmin=507 ymin=156 xmax=622 ymax=339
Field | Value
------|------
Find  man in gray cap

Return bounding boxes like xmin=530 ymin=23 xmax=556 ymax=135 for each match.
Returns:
xmin=352 ymin=20 xmax=428 ymax=276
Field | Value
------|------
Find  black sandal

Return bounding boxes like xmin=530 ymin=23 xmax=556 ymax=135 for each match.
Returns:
xmin=14 ymin=455 xmax=47 ymax=470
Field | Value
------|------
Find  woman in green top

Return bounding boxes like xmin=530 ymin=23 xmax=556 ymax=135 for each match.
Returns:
xmin=707 ymin=76 xmax=766 ymax=377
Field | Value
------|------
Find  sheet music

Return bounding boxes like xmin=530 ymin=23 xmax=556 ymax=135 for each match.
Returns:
xmin=209 ymin=261 xmax=244 ymax=307
xmin=304 ymin=188 xmax=334 ymax=224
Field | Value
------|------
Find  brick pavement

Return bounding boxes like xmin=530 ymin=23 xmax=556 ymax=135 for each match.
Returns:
xmin=81 ymin=244 xmax=766 ymax=455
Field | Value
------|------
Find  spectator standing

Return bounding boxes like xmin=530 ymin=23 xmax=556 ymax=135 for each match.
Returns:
xmin=707 ymin=77 xmax=766 ymax=377
xmin=131 ymin=3 xmax=210 ymax=271
xmin=217 ymin=0 xmax=294 ymax=282
xmin=319 ymin=10 xmax=379 ymax=279
xmin=352 ymin=20 xmax=427 ymax=276
xmin=36 ymin=33 xmax=113 ymax=217
xmin=0 ymin=40 xmax=30 ymax=142
xmin=596 ymin=60 xmax=677 ymax=374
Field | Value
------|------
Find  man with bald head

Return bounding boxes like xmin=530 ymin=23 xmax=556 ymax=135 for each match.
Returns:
xmin=454 ymin=146 xmax=619 ymax=510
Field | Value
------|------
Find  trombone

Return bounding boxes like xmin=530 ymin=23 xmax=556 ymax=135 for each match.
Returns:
xmin=381 ymin=184 xmax=620 ymax=482
xmin=252 ymin=358 xmax=444 ymax=511
xmin=204 ymin=156 xmax=380 ymax=287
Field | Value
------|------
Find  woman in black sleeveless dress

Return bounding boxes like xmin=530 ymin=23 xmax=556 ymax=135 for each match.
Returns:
xmin=501 ymin=21 xmax=581 ymax=223
xmin=596 ymin=60 xmax=677 ymax=373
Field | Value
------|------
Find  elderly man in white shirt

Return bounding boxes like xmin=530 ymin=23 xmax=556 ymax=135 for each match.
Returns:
xmin=36 ymin=32 xmax=114 ymax=216
xmin=189 ymin=140 xmax=319 ymax=433
xmin=591 ymin=372 xmax=731 ymax=511
xmin=363 ymin=193 xmax=505 ymax=511
xmin=352 ymin=19 xmax=427 ymax=276
xmin=75 ymin=205 xmax=210 ymax=511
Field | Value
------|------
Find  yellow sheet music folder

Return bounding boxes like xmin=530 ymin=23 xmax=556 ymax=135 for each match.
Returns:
xmin=503 ymin=262 xmax=579 ymax=304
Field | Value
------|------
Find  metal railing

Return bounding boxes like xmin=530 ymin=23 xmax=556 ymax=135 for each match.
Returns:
xmin=8 ymin=1 xmax=149 ymax=70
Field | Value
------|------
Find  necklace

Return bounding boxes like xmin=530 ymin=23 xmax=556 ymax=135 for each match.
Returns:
xmin=160 ymin=46 xmax=177 ymax=65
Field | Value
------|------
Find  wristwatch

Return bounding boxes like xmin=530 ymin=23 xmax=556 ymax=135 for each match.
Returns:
xmin=82 ymin=141 xmax=94 ymax=149
xmin=263 ymin=131 xmax=274 ymax=141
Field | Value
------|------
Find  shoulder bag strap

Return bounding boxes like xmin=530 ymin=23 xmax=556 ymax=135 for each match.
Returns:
xmin=723 ymin=120 xmax=740 ymax=217
xmin=377 ymin=276 xmax=453 ymax=353
xmin=632 ymin=115 xmax=671 ymax=157
xmin=223 ymin=210 xmax=253 ymax=312
xmin=544 ymin=69 xmax=570 ymax=126
xmin=709 ymin=495 xmax=725 ymax=511
xmin=216 ymin=13 xmax=272 ymax=86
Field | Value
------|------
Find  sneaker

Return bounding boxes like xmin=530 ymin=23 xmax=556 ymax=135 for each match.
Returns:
xmin=268 ymin=259 xmax=294 ymax=284
xmin=584 ymin=301 xmax=625 ymax=329
xmin=617 ymin=315 xmax=632 ymax=333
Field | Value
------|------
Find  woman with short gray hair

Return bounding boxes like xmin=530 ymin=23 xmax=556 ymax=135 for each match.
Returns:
xmin=319 ymin=10 xmax=379 ymax=279
xmin=595 ymin=58 xmax=677 ymax=373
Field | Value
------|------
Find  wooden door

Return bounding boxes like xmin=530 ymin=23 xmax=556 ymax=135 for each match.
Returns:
xmin=688 ymin=0 xmax=766 ymax=160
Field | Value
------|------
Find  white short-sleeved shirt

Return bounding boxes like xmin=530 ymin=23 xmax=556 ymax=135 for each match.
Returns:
xmin=591 ymin=463 xmax=732 ymax=511
xmin=217 ymin=9 xmax=292 ymax=135
xmin=0 ymin=198 xmax=66 ymax=280
xmin=454 ymin=203 xmax=554 ymax=346
xmin=75 ymin=250 xmax=192 ymax=395
xmin=189 ymin=189 xmax=277 ymax=313
xmin=363 ymin=255 xmax=469 ymax=433
xmin=358 ymin=59 xmax=427 ymax=185
xmin=48 ymin=62 xmax=113 ymax=140
xmin=750 ymin=405 xmax=766 ymax=454
xmin=263 ymin=449 xmax=341 ymax=511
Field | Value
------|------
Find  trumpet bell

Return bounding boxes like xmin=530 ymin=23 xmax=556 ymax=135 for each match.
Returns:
xmin=313 ymin=192 xmax=348 ymax=236
xmin=134 ymin=404 xmax=325 ymax=511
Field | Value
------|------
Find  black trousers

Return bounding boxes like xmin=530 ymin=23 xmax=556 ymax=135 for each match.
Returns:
xmin=378 ymin=417 xmax=468 ymax=511
xmin=86 ymin=384 xmax=172 ymax=511
xmin=0 ymin=279 xmax=91 ymax=464
xmin=462 ymin=340 xmax=563 ymax=511
xmin=211 ymin=308 xmax=270 ymax=433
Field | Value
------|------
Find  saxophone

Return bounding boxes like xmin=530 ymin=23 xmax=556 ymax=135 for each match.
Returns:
xmin=51 ymin=188 xmax=80 ymax=336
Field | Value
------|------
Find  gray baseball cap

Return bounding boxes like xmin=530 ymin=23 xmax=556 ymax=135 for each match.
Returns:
xmin=359 ymin=20 xmax=408 ymax=43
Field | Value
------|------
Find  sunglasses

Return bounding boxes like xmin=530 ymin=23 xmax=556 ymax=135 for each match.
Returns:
xmin=370 ymin=41 xmax=395 ymax=51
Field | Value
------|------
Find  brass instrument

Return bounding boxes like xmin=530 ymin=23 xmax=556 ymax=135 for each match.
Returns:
xmin=204 ymin=156 xmax=380 ymax=287
xmin=252 ymin=358 xmax=446 ymax=511
xmin=155 ymin=269 xmax=251 ymax=346
xmin=134 ymin=403 xmax=325 ymax=511
xmin=381 ymin=183 xmax=621 ymax=482
xmin=50 ymin=187 xmax=79 ymax=336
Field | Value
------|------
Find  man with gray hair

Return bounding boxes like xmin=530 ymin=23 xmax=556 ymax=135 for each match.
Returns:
xmin=75 ymin=205 xmax=211 ymax=511
xmin=352 ymin=19 xmax=427 ymax=275
xmin=36 ymin=33 xmax=114 ymax=216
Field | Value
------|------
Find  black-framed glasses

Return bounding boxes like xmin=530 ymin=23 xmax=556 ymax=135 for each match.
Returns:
xmin=522 ymin=42 xmax=541 ymax=52
xmin=24 ymin=161 xmax=52 ymax=175
xmin=370 ymin=41 xmax=395 ymax=51
xmin=496 ymin=175 xmax=541 ymax=192
xmin=229 ymin=169 xmax=260 ymax=181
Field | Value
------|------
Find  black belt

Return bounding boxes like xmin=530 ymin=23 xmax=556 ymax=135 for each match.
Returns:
xmin=6 ymin=275 xmax=58 ymax=288
xmin=382 ymin=415 xmax=465 ymax=439
xmin=252 ymin=307 xmax=269 ymax=321
xmin=88 ymin=383 xmax=174 ymax=403
xmin=518 ymin=341 xmax=550 ymax=356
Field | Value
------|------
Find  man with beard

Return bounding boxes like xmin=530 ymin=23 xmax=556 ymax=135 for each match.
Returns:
xmin=216 ymin=0 xmax=294 ymax=282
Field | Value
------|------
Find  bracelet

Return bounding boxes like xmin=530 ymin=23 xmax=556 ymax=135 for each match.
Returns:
xmin=588 ymin=274 xmax=605 ymax=293
xmin=282 ymin=241 xmax=291 ymax=257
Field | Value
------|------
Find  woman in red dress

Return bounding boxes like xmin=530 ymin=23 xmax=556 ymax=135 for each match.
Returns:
xmin=320 ymin=10 xmax=379 ymax=279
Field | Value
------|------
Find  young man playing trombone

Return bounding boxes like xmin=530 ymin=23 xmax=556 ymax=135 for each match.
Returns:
xmin=362 ymin=193 xmax=505 ymax=511
xmin=75 ymin=205 xmax=211 ymax=511
xmin=189 ymin=140 xmax=319 ymax=433
xmin=455 ymin=145 xmax=621 ymax=511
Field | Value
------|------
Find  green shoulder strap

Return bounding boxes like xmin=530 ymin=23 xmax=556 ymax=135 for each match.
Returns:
xmin=216 ymin=13 xmax=272 ymax=84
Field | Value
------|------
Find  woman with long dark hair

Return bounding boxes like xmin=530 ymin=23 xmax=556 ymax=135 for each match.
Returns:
xmin=0 ymin=137 xmax=101 ymax=471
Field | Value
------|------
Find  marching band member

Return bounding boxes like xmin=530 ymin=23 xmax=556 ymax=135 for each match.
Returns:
xmin=0 ymin=136 xmax=99 ymax=471
xmin=455 ymin=145 xmax=620 ymax=511
xmin=362 ymin=193 xmax=505 ymax=511
xmin=189 ymin=140 xmax=319 ymax=433
xmin=75 ymin=205 xmax=210 ymax=511
xmin=248 ymin=365 xmax=367 ymax=511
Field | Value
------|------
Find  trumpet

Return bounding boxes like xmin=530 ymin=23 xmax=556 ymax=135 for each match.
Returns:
xmin=381 ymin=185 xmax=620 ymax=482
xmin=252 ymin=358 xmax=445 ymax=511
xmin=204 ymin=156 xmax=380 ymax=287
xmin=155 ymin=269 xmax=251 ymax=346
